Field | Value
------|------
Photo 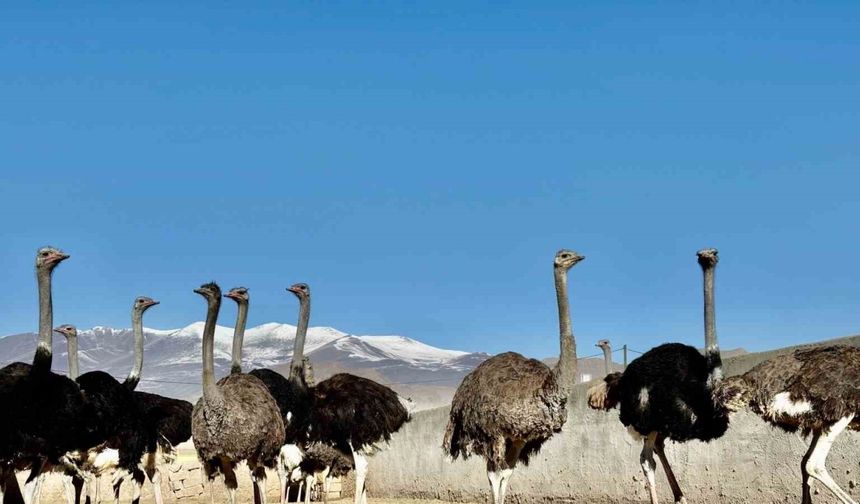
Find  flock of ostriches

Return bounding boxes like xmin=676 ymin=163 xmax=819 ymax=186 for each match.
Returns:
xmin=0 ymin=247 xmax=858 ymax=504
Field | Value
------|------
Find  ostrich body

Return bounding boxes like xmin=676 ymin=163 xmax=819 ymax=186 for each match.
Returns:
xmin=0 ymin=247 xmax=102 ymax=504
xmin=587 ymin=248 xmax=728 ymax=504
xmin=191 ymin=282 xmax=285 ymax=504
xmin=239 ymin=284 xmax=314 ymax=504
xmin=443 ymin=249 xmax=582 ymax=504
xmin=717 ymin=345 xmax=860 ymax=503
xmin=597 ymin=339 xmax=612 ymax=376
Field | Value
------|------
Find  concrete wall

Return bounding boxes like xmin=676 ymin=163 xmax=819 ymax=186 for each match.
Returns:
xmin=367 ymin=336 xmax=860 ymax=504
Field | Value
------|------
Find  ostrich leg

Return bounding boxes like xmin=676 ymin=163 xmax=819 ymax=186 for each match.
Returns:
xmin=801 ymin=432 xmax=820 ymax=504
xmin=350 ymin=448 xmax=368 ymax=504
xmin=276 ymin=462 xmax=287 ymax=504
xmin=61 ymin=475 xmax=76 ymax=504
xmin=144 ymin=464 xmax=165 ymax=504
xmin=252 ymin=465 xmax=269 ymax=504
xmin=223 ymin=463 xmax=239 ymax=504
xmin=297 ymin=481 xmax=304 ymax=504
xmin=304 ymin=475 xmax=313 ymax=504
xmin=654 ymin=434 xmax=687 ymax=504
xmin=130 ymin=469 xmax=145 ymax=504
xmin=640 ymin=433 xmax=660 ymax=504
xmin=804 ymin=415 xmax=856 ymax=504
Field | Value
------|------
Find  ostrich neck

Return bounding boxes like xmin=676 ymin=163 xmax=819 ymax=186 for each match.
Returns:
xmin=66 ymin=335 xmax=79 ymax=380
xmin=553 ymin=267 xmax=577 ymax=393
xmin=229 ymin=302 xmax=248 ymax=375
xmin=124 ymin=309 xmax=145 ymax=389
xmin=202 ymin=298 xmax=224 ymax=404
xmin=601 ymin=346 xmax=612 ymax=375
xmin=702 ymin=265 xmax=721 ymax=382
xmin=33 ymin=268 xmax=54 ymax=371
xmin=289 ymin=297 xmax=310 ymax=385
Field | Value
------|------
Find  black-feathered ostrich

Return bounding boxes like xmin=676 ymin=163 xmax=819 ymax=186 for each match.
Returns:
xmin=304 ymin=283 xmax=410 ymax=504
xmin=443 ymin=249 xmax=583 ymax=504
xmin=56 ymin=297 xmax=192 ymax=504
xmin=191 ymin=282 xmax=285 ymax=504
xmin=716 ymin=346 xmax=860 ymax=504
xmin=587 ymin=248 xmax=729 ymax=504
xmin=224 ymin=284 xmax=314 ymax=504
xmin=0 ymin=247 xmax=102 ymax=504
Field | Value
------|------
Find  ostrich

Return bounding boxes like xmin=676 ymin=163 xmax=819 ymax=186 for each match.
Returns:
xmin=57 ymin=297 xmax=192 ymax=504
xmin=716 ymin=346 xmax=860 ymax=504
xmin=244 ymin=283 xmax=315 ymax=504
xmin=43 ymin=297 xmax=157 ymax=504
xmin=191 ymin=282 xmax=285 ymax=504
xmin=297 ymin=443 xmax=353 ymax=504
xmin=0 ymin=247 xmax=101 ymax=504
xmin=442 ymin=249 xmax=583 ymax=504
xmin=587 ymin=248 xmax=729 ymax=504
xmin=597 ymin=339 xmax=612 ymax=376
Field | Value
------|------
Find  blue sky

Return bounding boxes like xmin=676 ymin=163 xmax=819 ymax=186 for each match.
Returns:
xmin=1 ymin=1 xmax=858 ymax=358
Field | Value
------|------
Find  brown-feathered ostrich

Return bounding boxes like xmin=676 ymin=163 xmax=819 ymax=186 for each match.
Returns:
xmin=716 ymin=346 xmax=860 ymax=504
xmin=587 ymin=248 xmax=729 ymax=504
xmin=443 ymin=249 xmax=583 ymax=504
xmin=0 ymin=247 xmax=106 ymax=504
xmin=225 ymin=284 xmax=314 ymax=504
xmin=191 ymin=282 xmax=286 ymax=504
xmin=597 ymin=339 xmax=612 ymax=376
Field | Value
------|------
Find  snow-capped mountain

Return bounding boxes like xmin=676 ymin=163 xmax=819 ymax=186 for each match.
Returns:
xmin=0 ymin=323 xmax=490 ymax=410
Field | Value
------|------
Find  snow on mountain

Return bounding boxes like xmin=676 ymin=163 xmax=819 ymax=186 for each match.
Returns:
xmin=0 ymin=322 xmax=489 ymax=410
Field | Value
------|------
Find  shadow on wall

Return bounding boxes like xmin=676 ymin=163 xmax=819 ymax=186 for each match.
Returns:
xmin=367 ymin=335 xmax=860 ymax=504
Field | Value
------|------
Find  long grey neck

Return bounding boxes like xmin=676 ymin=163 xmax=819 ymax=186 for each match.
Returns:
xmin=702 ymin=264 xmax=721 ymax=384
xmin=289 ymin=296 xmax=310 ymax=385
xmin=230 ymin=302 xmax=248 ymax=375
xmin=202 ymin=297 xmax=223 ymax=404
xmin=34 ymin=268 xmax=54 ymax=372
xmin=124 ymin=309 xmax=145 ymax=390
xmin=553 ymin=267 xmax=576 ymax=393
xmin=601 ymin=346 xmax=612 ymax=375
xmin=66 ymin=335 xmax=79 ymax=380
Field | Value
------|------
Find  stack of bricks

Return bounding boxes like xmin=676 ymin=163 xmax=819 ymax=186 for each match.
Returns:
xmin=166 ymin=461 xmax=206 ymax=500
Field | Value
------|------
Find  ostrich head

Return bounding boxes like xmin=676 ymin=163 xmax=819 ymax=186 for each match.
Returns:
xmin=287 ymin=282 xmax=310 ymax=300
xmin=194 ymin=282 xmax=222 ymax=301
xmin=36 ymin=246 xmax=70 ymax=271
xmin=713 ymin=375 xmax=751 ymax=412
xmin=53 ymin=324 xmax=77 ymax=339
xmin=224 ymin=287 xmax=249 ymax=303
xmin=133 ymin=296 xmax=159 ymax=313
xmin=697 ymin=248 xmax=719 ymax=269
xmin=554 ymin=249 xmax=584 ymax=270
xmin=595 ymin=339 xmax=611 ymax=350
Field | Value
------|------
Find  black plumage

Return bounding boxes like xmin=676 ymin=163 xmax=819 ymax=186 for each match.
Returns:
xmin=134 ymin=391 xmax=193 ymax=453
xmin=617 ymin=343 xmax=729 ymax=442
xmin=310 ymin=373 xmax=409 ymax=455
xmin=74 ymin=370 xmax=147 ymax=472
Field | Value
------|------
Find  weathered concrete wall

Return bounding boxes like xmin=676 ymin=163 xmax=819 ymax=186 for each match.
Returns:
xmin=367 ymin=336 xmax=860 ymax=504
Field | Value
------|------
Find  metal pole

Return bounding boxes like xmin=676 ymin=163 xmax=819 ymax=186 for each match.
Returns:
xmin=623 ymin=344 xmax=628 ymax=369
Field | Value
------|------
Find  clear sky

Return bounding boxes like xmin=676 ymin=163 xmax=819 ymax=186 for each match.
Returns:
xmin=1 ymin=2 xmax=858 ymax=359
